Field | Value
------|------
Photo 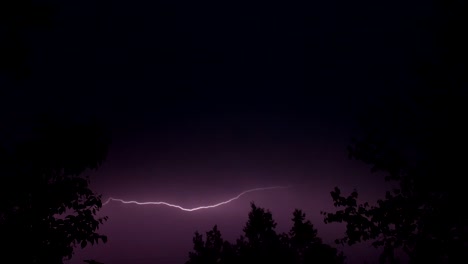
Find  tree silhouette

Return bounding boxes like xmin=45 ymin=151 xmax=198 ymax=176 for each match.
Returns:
xmin=321 ymin=1 xmax=468 ymax=263
xmin=83 ymin=260 xmax=105 ymax=264
xmin=238 ymin=203 xmax=284 ymax=263
xmin=187 ymin=203 xmax=344 ymax=264
xmin=186 ymin=225 xmax=239 ymax=264
xmin=323 ymin=84 xmax=467 ymax=264
xmin=290 ymin=209 xmax=344 ymax=264
xmin=0 ymin=116 xmax=110 ymax=263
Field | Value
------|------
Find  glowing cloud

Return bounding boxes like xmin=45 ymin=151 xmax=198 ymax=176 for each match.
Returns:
xmin=102 ymin=186 xmax=290 ymax=212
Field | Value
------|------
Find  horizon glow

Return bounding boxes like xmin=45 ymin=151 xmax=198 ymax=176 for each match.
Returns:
xmin=102 ymin=186 xmax=290 ymax=212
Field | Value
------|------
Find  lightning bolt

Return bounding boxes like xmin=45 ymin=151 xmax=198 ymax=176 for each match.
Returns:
xmin=102 ymin=186 xmax=290 ymax=212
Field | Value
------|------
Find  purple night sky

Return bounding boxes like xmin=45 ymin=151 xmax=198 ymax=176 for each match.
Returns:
xmin=1 ymin=0 xmax=437 ymax=263
xmin=64 ymin=120 xmax=387 ymax=264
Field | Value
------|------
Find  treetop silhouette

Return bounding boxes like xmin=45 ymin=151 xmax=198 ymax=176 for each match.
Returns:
xmin=0 ymin=116 xmax=110 ymax=264
xmin=187 ymin=203 xmax=345 ymax=264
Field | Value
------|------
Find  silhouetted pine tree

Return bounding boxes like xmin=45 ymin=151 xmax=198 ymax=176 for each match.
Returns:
xmin=187 ymin=203 xmax=344 ymax=264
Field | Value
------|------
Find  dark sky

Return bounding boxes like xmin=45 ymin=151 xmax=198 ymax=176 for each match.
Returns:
xmin=1 ymin=0 xmax=437 ymax=263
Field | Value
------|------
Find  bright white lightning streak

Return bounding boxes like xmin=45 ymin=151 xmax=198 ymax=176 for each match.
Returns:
xmin=102 ymin=186 xmax=290 ymax=212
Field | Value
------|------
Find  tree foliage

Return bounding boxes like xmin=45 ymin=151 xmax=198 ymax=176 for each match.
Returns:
xmin=321 ymin=1 xmax=468 ymax=263
xmin=0 ymin=116 xmax=110 ymax=263
xmin=187 ymin=203 xmax=344 ymax=264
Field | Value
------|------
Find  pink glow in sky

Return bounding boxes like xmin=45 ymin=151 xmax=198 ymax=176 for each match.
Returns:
xmin=63 ymin=135 xmax=387 ymax=264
